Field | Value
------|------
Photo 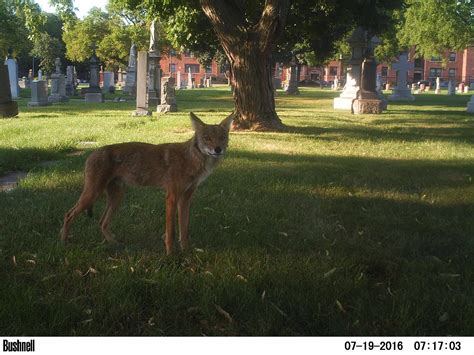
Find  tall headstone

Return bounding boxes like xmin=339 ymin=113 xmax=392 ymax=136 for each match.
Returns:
xmin=85 ymin=45 xmax=104 ymax=102
xmin=187 ymin=68 xmax=193 ymax=89
xmin=387 ymin=52 xmax=414 ymax=101
xmin=4 ymin=49 xmax=20 ymax=99
xmin=285 ymin=56 xmax=299 ymax=95
xmin=353 ymin=36 xmax=386 ymax=114
xmin=147 ymin=20 xmax=161 ymax=106
xmin=132 ymin=51 xmax=151 ymax=116
xmin=27 ymin=69 xmax=33 ymax=88
xmin=448 ymin=80 xmax=455 ymax=95
xmin=28 ymin=80 xmax=51 ymax=106
xmin=48 ymin=58 xmax=68 ymax=103
xmin=467 ymin=95 xmax=474 ymax=113
xmin=0 ymin=64 xmax=18 ymax=117
xmin=334 ymin=27 xmax=366 ymax=110
xmin=157 ymin=76 xmax=177 ymax=113
xmin=435 ymin=77 xmax=441 ymax=94
xmin=38 ymin=69 xmax=43 ymax=80
xmin=124 ymin=44 xmax=137 ymax=96
xmin=102 ymin=71 xmax=115 ymax=93
xmin=66 ymin=65 xmax=76 ymax=96
xmin=176 ymin=71 xmax=182 ymax=89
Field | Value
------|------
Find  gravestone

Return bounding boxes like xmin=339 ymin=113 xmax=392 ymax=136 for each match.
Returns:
xmin=388 ymin=52 xmax=414 ymax=101
xmin=132 ymin=51 xmax=151 ymax=116
xmin=458 ymin=82 xmax=465 ymax=93
xmin=38 ymin=69 xmax=43 ymax=80
xmin=48 ymin=58 xmax=68 ymax=103
xmin=272 ymin=63 xmax=282 ymax=90
xmin=28 ymin=80 xmax=51 ymax=106
xmin=464 ymin=86 xmax=469 ymax=93
xmin=85 ymin=46 xmax=104 ymax=102
xmin=124 ymin=43 xmax=137 ymax=96
xmin=102 ymin=71 xmax=115 ymax=93
xmin=285 ymin=57 xmax=299 ymax=95
xmin=467 ymin=95 xmax=474 ymax=113
xmin=176 ymin=71 xmax=182 ymax=89
xmin=147 ymin=21 xmax=161 ymax=106
xmin=4 ymin=49 xmax=20 ymax=99
xmin=0 ymin=64 xmax=18 ymax=117
xmin=447 ymin=80 xmax=455 ymax=96
xmin=435 ymin=77 xmax=440 ymax=94
xmin=157 ymin=76 xmax=177 ymax=113
xmin=66 ymin=65 xmax=76 ymax=96
xmin=27 ymin=69 xmax=33 ymax=88
xmin=334 ymin=27 xmax=366 ymax=110
xmin=353 ymin=36 xmax=386 ymax=114
xmin=206 ymin=77 xmax=212 ymax=88
xmin=187 ymin=68 xmax=193 ymax=89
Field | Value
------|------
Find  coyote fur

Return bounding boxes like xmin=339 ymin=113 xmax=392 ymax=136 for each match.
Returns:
xmin=61 ymin=112 xmax=233 ymax=255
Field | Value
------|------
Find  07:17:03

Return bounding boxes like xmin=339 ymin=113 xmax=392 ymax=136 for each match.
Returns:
xmin=414 ymin=341 xmax=461 ymax=351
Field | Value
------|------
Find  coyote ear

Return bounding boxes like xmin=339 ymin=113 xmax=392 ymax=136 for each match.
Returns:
xmin=220 ymin=112 xmax=234 ymax=131
xmin=190 ymin=112 xmax=204 ymax=130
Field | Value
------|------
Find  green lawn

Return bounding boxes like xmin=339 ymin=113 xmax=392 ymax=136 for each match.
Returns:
xmin=0 ymin=86 xmax=473 ymax=335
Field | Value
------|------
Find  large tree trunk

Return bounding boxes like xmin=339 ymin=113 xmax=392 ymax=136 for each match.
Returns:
xmin=201 ymin=0 xmax=289 ymax=130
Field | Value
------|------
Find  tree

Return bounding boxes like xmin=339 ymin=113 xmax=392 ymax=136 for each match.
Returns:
xmin=398 ymin=0 xmax=474 ymax=60
xmin=62 ymin=6 xmax=149 ymax=70
xmin=122 ymin=0 xmax=403 ymax=130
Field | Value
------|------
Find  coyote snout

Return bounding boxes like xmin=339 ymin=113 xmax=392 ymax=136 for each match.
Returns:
xmin=61 ymin=112 xmax=233 ymax=255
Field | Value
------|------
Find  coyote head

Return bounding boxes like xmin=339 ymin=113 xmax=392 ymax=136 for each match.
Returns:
xmin=190 ymin=112 xmax=233 ymax=157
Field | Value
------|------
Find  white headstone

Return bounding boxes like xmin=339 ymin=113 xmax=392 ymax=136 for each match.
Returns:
xmin=187 ymin=68 xmax=193 ymax=89
xmin=38 ymin=69 xmax=43 ymax=80
xmin=467 ymin=95 xmax=474 ymax=113
xmin=435 ymin=77 xmax=440 ymax=94
xmin=132 ymin=51 xmax=150 ymax=116
xmin=176 ymin=71 xmax=182 ymax=89
xmin=388 ymin=53 xmax=414 ymax=101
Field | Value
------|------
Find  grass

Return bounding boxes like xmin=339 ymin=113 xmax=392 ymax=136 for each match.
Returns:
xmin=0 ymin=86 xmax=473 ymax=335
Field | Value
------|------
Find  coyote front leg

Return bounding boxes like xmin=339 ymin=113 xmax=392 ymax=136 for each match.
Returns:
xmin=178 ymin=187 xmax=196 ymax=251
xmin=165 ymin=191 xmax=177 ymax=255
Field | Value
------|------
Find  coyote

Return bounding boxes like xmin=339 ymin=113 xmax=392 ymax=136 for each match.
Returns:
xmin=61 ymin=112 xmax=233 ymax=255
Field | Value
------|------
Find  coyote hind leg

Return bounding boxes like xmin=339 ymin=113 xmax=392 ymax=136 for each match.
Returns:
xmin=99 ymin=179 xmax=125 ymax=244
xmin=61 ymin=188 xmax=103 ymax=242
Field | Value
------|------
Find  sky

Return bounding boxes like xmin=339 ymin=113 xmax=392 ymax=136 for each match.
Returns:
xmin=35 ymin=0 xmax=108 ymax=19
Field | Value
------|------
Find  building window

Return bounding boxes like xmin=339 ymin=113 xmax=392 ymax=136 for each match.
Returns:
xmin=184 ymin=64 xmax=200 ymax=73
xmin=183 ymin=50 xmax=193 ymax=58
xmin=329 ymin=66 xmax=338 ymax=76
xmin=448 ymin=68 xmax=456 ymax=77
xmin=449 ymin=52 xmax=456 ymax=62
xmin=430 ymin=56 xmax=442 ymax=62
xmin=429 ymin=68 xmax=442 ymax=77
xmin=381 ymin=66 xmax=388 ymax=77
xmin=169 ymin=63 xmax=176 ymax=73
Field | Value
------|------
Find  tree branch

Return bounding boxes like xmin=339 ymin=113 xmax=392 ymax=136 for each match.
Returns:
xmin=256 ymin=0 xmax=289 ymax=54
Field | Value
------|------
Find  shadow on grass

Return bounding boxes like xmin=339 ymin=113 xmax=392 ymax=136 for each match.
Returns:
xmin=1 ymin=147 xmax=473 ymax=335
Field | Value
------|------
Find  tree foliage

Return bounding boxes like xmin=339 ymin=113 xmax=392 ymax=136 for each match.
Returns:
xmin=398 ymin=0 xmax=474 ymax=59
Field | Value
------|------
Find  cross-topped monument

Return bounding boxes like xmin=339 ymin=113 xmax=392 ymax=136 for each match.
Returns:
xmin=388 ymin=52 xmax=415 ymax=101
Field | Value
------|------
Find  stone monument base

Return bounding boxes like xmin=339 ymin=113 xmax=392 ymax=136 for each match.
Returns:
xmin=85 ymin=93 xmax=104 ymax=103
xmin=388 ymin=88 xmax=414 ymax=101
xmin=333 ymin=97 xmax=357 ymax=110
xmin=48 ymin=95 xmax=69 ymax=103
xmin=353 ymin=99 xmax=385 ymax=114
xmin=132 ymin=108 xmax=151 ymax=116
xmin=157 ymin=104 xmax=177 ymax=113
xmin=28 ymin=101 xmax=51 ymax=107
xmin=0 ymin=101 xmax=19 ymax=118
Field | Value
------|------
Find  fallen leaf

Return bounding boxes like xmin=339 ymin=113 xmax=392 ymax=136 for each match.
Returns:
xmin=12 ymin=256 xmax=16 ymax=267
xmin=261 ymin=290 xmax=266 ymax=301
xmin=236 ymin=274 xmax=247 ymax=282
xmin=278 ymin=232 xmax=288 ymax=237
xmin=215 ymin=305 xmax=233 ymax=323
xmin=336 ymin=299 xmax=346 ymax=314
xmin=324 ymin=268 xmax=337 ymax=278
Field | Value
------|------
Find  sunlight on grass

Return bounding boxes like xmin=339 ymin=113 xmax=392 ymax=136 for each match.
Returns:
xmin=1 ymin=86 xmax=473 ymax=335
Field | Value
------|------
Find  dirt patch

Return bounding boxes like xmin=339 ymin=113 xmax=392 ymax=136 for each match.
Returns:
xmin=0 ymin=171 xmax=28 ymax=192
